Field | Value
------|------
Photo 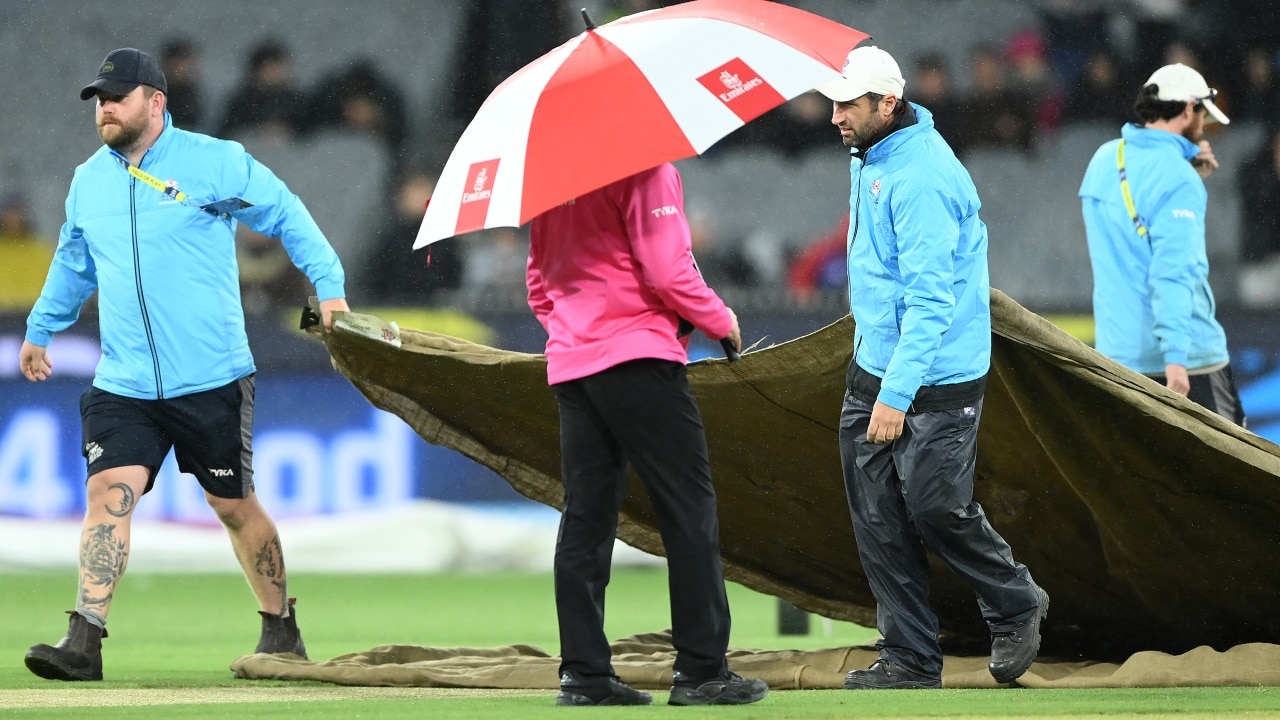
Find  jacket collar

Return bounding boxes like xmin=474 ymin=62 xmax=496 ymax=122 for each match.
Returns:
xmin=109 ymin=111 xmax=174 ymax=169
xmin=859 ymin=102 xmax=930 ymax=163
xmin=1120 ymin=122 xmax=1199 ymax=162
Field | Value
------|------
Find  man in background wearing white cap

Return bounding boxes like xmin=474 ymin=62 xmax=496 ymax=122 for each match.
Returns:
xmin=1079 ymin=64 xmax=1246 ymax=425
xmin=817 ymin=45 xmax=1048 ymax=690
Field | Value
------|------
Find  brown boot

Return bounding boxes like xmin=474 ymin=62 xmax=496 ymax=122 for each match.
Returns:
xmin=25 ymin=611 xmax=106 ymax=681
xmin=255 ymin=597 xmax=307 ymax=659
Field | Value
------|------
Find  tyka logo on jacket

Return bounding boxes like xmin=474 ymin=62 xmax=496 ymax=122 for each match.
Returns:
xmin=697 ymin=58 xmax=784 ymax=123
xmin=455 ymin=158 xmax=500 ymax=235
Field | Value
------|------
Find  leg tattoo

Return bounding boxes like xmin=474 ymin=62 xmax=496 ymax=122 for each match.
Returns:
xmin=104 ymin=483 xmax=136 ymax=518
xmin=254 ymin=535 xmax=288 ymax=614
xmin=79 ymin=523 xmax=127 ymax=614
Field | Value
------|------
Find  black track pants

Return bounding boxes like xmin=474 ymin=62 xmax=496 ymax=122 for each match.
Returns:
xmin=838 ymin=393 xmax=1039 ymax=678
xmin=552 ymin=359 xmax=730 ymax=683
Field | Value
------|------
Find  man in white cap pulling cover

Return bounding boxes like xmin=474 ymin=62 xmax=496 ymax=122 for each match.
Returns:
xmin=1079 ymin=63 xmax=1246 ymax=425
xmin=818 ymin=45 xmax=1049 ymax=690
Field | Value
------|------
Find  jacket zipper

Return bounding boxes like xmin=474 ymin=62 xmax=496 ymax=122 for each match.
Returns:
xmin=129 ymin=175 xmax=165 ymax=398
xmin=849 ymin=158 xmax=865 ymax=365
xmin=850 ymin=158 xmax=865 ymax=250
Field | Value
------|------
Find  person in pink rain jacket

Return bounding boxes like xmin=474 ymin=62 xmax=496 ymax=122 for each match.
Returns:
xmin=526 ymin=162 xmax=767 ymax=708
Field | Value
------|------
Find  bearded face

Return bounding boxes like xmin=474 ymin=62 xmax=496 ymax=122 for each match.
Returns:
xmin=833 ymin=95 xmax=894 ymax=148
xmin=94 ymin=87 xmax=153 ymax=152
xmin=1181 ymin=102 xmax=1207 ymax=144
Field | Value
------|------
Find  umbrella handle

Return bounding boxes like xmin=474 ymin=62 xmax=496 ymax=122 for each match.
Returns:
xmin=720 ymin=337 xmax=741 ymax=363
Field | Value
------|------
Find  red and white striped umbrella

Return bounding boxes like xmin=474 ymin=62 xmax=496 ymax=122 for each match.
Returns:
xmin=414 ymin=0 xmax=868 ymax=248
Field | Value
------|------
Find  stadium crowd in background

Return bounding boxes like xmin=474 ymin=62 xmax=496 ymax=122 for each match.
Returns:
xmin=217 ymin=38 xmax=309 ymax=142
xmin=1 ymin=0 xmax=1278 ymax=318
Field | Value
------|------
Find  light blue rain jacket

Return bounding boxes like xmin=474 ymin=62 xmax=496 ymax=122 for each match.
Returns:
xmin=27 ymin=113 xmax=345 ymax=399
xmin=846 ymin=103 xmax=992 ymax=412
xmin=1079 ymin=123 xmax=1228 ymax=375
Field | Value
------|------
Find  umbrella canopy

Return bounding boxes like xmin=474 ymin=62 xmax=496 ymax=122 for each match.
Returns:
xmin=414 ymin=0 xmax=868 ymax=248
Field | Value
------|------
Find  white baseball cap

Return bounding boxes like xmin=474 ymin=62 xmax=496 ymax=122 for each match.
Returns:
xmin=815 ymin=46 xmax=906 ymax=103
xmin=1144 ymin=63 xmax=1230 ymax=125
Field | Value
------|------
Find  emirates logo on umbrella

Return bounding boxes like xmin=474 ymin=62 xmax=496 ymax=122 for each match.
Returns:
xmin=698 ymin=58 xmax=784 ymax=123
xmin=456 ymin=158 xmax=501 ymax=234
xmin=471 ymin=170 xmax=489 ymax=195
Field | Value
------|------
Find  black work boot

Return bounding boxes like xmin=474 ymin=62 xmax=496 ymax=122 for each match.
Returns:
xmin=989 ymin=586 xmax=1050 ymax=684
xmin=25 ymin=611 xmax=106 ymax=681
xmin=255 ymin=597 xmax=308 ymax=659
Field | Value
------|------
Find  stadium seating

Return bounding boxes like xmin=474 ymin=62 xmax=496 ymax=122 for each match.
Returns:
xmin=0 ymin=0 xmax=1258 ymax=313
xmin=239 ymin=131 xmax=390 ymax=287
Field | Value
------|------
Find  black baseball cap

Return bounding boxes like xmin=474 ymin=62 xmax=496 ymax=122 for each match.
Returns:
xmin=80 ymin=48 xmax=167 ymax=101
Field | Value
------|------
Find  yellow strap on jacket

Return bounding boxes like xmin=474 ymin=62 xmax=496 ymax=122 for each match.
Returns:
xmin=1116 ymin=140 xmax=1148 ymax=237
xmin=125 ymin=163 xmax=192 ymax=204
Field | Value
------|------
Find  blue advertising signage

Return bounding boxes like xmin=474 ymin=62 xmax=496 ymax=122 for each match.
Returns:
xmin=0 ymin=375 xmax=523 ymax=522
xmin=3 ymin=306 xmax=1278 ymax=523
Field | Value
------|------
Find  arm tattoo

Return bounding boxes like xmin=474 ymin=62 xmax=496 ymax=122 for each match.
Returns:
xmin=79 ymin=523 xmax=127 ymax=611
xmin=254 ymin=535 xmax=288 ymax=611
xmin=105 ymin=483 xmax=136 ymax=518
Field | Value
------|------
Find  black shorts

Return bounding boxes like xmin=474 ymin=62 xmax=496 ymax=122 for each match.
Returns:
xmin=1147 ymin=364 xmax=1247 ymax=427
xmin=79 ymin=376 xmax=256 ymax=499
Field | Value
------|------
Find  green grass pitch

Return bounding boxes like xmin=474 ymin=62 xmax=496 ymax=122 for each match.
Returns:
xmin=3 ymin=569 xmax=1279 ymax=718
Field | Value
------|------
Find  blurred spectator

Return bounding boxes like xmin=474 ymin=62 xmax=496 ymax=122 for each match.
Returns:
xmin=957 ymin=43 xmax=1036 ymax=155
xmin=235 ymin=225 xmax=306 ymax=317
xmin=307 ymin=57 xmax=409 ymax=161
xmin=687 ymin=202 xmax=758 ymax=287
xmin=715 ymin=92 xmax=834 ymax=158
xmin=1235 ymin=47 xmax=1280 ymax=123
xmin=1034 ymin=0 xmax=1108 ymax=87
xmin=0 ymin=192 xmax=56 ymax=313
xmin=1161 ymin=38 xmax=1201 ymax=68
xmin=463 ymin=226 xmax=530 ymax=288
xmin=1005 ymin=28 xmax=1064 ymax=135
xmin=1237 ymin=126 xmax=1280 ymax=266
xmin=160 ymin=38 xmax=204 ymax=131
xmin=365 ymin=170 xmax=465 ymax=304
xmin=447 ymin=0 xmax=571 ymax=127
xmin=1180 ymin=0 xmax=1279 ymax=103
xmin=786 ymin=216 xmax=848 ymax=301
xmin=218 ymin=38 xmax=308 ymax=142
xmin=1062 ymin=48 xmax=1133 ymax=125
xmin=1124 ymin=0 xmax=1184 ymax=81
xmin=910 ymin=52 xmax=965 ymax=156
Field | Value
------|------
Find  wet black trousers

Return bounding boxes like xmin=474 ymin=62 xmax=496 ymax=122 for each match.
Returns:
xmin=551 ymin=359 xmax=731 ymax=684
xmin=838 ymin=392 xmax=1039 ymax=678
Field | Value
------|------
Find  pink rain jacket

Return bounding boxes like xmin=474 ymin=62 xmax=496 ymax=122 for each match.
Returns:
xmin=527 ymin=163 xmax=733 ymax=385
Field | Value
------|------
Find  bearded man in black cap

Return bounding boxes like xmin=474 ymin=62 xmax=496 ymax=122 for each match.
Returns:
xmin=19 ymin=48 xmax=351 ymax=681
